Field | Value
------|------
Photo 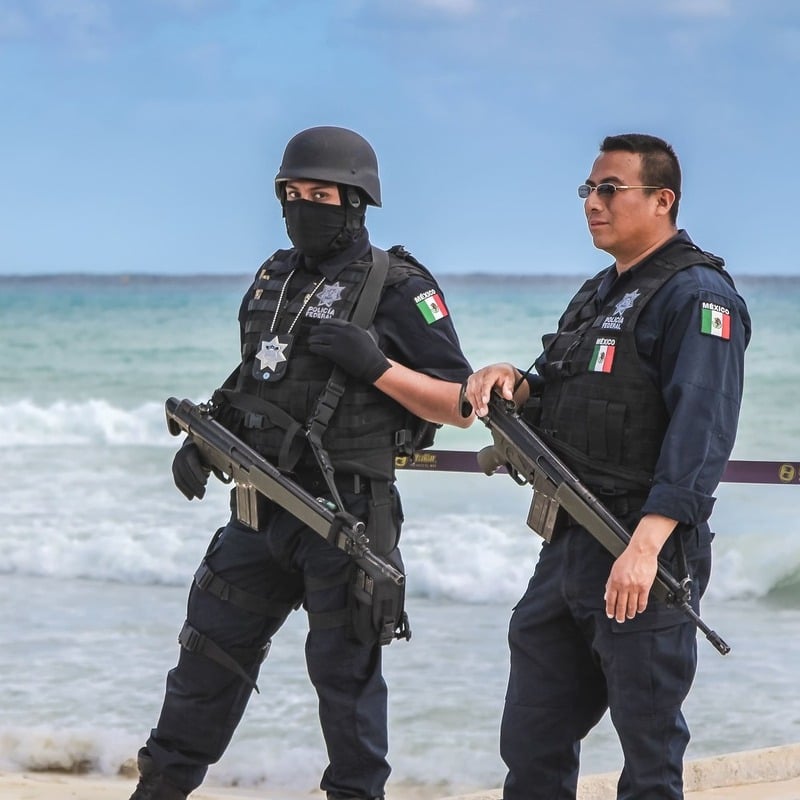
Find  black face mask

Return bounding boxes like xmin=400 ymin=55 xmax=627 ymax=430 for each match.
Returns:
xmin=283 ymin=199 xmax=349 ymax=258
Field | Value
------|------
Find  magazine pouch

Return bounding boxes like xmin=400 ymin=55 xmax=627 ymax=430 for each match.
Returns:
xmin=348 ymin=548 xmax=410 ymax=646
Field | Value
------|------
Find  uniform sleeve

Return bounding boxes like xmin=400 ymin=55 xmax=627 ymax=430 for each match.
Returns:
xmin=639 ymin=268 xmax=751 ymax=525
xmin=372 ymin=273 xmax=473 ymax=382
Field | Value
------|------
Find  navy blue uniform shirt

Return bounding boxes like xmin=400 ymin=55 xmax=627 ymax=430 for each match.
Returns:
xmin=239 ymin=230 xmax=472 ymax=383
xmin=540 ymin=231 xmax=751 ymax=527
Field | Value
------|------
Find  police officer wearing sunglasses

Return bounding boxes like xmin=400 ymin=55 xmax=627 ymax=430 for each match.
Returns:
xmin=127 ymin=126 xmax=473 ymax=800
xmin=466 ymin=134 xmax=751 ymax=799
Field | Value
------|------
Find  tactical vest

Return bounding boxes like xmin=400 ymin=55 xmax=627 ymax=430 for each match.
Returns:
xmin=223 ymin=248 xmax=435 ymax=481
xmin=535 ymin=238 xmax=730 ymax=497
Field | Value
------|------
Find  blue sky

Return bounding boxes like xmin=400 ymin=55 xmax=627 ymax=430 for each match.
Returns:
xmin=1 ymin=0 xmax=798 ymax=276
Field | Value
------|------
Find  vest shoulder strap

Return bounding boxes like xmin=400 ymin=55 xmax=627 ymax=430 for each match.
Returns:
xmin=384 ymin=244 xmax=437 ymax=287
xmin=305 ymin=246 xmax=391 ymax=502
xmin=651 ymin=240 xmax=725 ymax=272
xmin=354 ymin=246 xmax=390 ymax=326
xmin=648 ymin=239 xmax=737 ymax=291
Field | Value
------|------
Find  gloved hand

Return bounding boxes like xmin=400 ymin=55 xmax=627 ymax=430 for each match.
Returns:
xmin=307 ymin=318 xmax=391 ymax=383
xmin=171 ymin=440 xmax=210 ymax=500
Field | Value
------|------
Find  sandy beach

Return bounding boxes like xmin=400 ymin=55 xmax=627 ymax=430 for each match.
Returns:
xmin=3 ymin=774 xmax=800 ymax=799
xmin=2 ymin=743 xmax=799 ymax=800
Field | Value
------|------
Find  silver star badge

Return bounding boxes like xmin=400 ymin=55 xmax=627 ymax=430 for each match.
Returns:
xmin=256 ymin=336 xmax=288 ymax=372
xmin=613 ymin=289 xmax=641 ymax=317
xmin=315 ymin=281 xmax=346 ymax=308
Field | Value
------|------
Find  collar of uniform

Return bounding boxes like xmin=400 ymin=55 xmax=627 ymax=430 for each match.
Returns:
xmin=271 ymin=230 xmax=372 ymax=280
xmin=625 ymin=229 xmax=694 ymax=277
xmin=648 ymin=228 xmax=694 ymax=258
xmin=600 ymin=230 xmax=695 ymax=305
xmin=596 ymin=265 xmax=620 ymax=305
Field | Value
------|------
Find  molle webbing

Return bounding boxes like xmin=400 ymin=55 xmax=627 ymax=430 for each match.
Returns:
xmin=229 ymin=247 xmax=436 ymax=480
xmin=537 ymin=240 xmax=726 ymax=493
xmin=305 ymin=246 xmax=390 ymax=508
xmin=241 ymin=259 xmax=371 ymax=361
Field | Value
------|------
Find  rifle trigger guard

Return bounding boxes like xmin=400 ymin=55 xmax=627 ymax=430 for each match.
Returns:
xmin=211 ymin=465 xmax=232 ymax=484
xmin=507 ymin=466 xmax=528 ymax=486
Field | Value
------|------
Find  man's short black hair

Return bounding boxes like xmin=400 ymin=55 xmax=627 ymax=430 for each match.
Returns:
xmin=600 ymin=133 xmax=681 ymax=223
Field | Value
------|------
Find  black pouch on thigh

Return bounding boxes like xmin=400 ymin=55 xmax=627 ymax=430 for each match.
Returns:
xmin=364 ymin=480 xmax=404 ymax=555
xmin=347 ymin=548 xmax=411 ymax=647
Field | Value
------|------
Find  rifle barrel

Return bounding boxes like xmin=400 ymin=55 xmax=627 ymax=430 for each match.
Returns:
xmin=476 ymin=392 xmax=731 ymax=655
xmin=164 ymin=397 xmax=404 ymax=586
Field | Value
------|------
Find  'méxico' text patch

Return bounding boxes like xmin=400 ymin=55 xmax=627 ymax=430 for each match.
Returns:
xmin=589 ymin=338 xmax=616 ymax=373
xmin=700 ymin=301 xmax=731 ymax=340
xmin=415 ymin=289 xmax=449 ymax=324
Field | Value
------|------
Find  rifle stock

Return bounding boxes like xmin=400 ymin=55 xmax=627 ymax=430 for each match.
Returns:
xmin=479 ymin=392 xmax=730 ymax=655
xmin=165 ymin=397 xmax=404 ymax=586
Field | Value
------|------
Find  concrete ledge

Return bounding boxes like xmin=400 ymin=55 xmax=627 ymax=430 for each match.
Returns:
xmin=439 ymin=743 xmax=800 ymax=800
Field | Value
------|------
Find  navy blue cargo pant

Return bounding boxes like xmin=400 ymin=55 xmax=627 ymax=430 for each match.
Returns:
xmin=142 ymin=484 xmax=400 ymax=800
xmin=500 ymin=522 xmax=712 ymax=800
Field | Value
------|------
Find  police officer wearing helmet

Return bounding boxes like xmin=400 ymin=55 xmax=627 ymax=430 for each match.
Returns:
xmin=128 ymin=126 xmax=473 ymax=800
xmin=465 ymin=133 xmax=750 ymax=799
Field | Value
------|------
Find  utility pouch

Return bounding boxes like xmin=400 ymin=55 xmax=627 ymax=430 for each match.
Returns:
xmin=526 ymin=472 xmax=565 ymax=542
xmin=364 ymin=481 xmax=402 ymax=555
xmin=394 ymin=418 xmax=440 ymax=457
xmin=347 ymin=482 xmax=409 ymax=645
xmin=347 ymin=549 xmax=411 ymax=646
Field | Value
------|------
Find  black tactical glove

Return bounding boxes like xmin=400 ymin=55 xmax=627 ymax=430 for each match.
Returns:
xmin=171 ymin=440 xmax=210 ymax=500
xmin=307 ymin=318 xmax=391 ymax=384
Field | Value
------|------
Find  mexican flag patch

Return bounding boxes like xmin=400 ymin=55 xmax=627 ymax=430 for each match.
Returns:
xmin=700 ymin=301 xmax=731 ymax=340
xmin=415 ymin=289 xmax=449 ymax=324
xmin=589 ymin=338 xmax=616 ymax=373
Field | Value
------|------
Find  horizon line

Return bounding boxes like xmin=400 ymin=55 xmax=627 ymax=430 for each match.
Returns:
xmin=0 ymin=271 xmax=795 ymax=282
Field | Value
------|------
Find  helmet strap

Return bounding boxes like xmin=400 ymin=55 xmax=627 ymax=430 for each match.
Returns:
xmin=342 ymin=186 xmax=366 ymax=235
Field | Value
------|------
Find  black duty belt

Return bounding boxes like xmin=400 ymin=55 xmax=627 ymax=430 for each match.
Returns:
xmin=290 ymin=469 xmax=371 ymax=497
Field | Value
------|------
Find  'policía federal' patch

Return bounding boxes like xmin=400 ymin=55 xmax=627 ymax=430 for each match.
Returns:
xmin=589 ymin=338 xmax=616 ymax=373
xmin=414 ymin=289 xmax=449 ymax=324
xmin=700 ymin=301 xmax=731 ymax=340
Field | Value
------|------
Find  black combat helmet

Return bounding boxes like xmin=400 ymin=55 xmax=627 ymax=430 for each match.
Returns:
xmin=275 ymin=126 xmax=382 ymax=207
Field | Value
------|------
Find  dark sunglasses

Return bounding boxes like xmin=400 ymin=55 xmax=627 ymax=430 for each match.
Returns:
xmin=578 ymin=183 xmax=664 ymax=199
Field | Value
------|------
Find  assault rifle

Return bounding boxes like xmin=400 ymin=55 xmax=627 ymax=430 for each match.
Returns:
xmin=476 ymin=391 xmax=731 ymax=655
xmin=165 ymin=397 xmax=404 ymax=587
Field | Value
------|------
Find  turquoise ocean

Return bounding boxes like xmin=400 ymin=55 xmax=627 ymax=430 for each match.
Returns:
xmin=1 ymin=270 xmax=799 ymax=797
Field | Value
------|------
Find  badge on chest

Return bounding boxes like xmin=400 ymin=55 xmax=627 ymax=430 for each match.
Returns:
xmin=252 ymin=333 xmax=294 ymax=382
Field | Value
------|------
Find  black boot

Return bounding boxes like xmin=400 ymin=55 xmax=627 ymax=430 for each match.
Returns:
xmin=128 ymin=749 xmax=187 ymax=800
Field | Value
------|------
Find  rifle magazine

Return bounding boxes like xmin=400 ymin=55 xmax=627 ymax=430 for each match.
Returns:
xmin=526 ymin=490 xmax=563 ymax=542
xmin=235 ymin=484 xmax=260 ymax=530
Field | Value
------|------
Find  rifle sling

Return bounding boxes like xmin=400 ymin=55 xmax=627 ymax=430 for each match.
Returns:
xmin=307 ymin=246 xmax=391 ymax=509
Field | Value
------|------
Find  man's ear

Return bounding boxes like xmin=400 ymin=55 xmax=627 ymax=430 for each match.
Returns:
xmin=654 ymin=187 xmax=676 ymax=218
